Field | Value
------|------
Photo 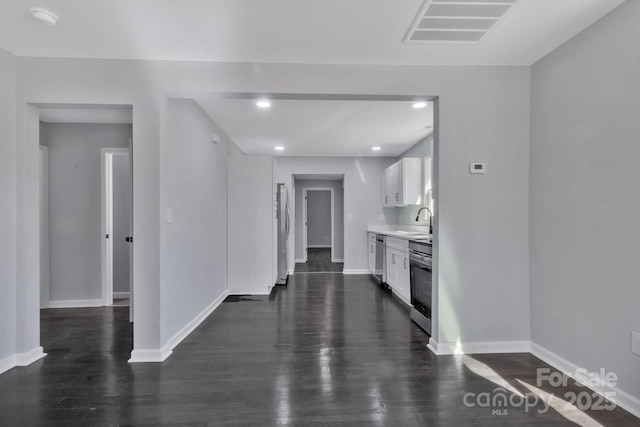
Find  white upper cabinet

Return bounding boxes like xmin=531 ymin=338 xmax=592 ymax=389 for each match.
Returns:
xmin=382 ymin=157 xmax=422 ymax=207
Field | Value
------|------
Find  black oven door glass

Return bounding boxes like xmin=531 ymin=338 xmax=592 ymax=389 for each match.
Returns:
xmin=410 ymin=263 xmax=432 ymax=319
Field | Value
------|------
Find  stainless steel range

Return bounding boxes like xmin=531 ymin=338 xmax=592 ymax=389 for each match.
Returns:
xmin=409 ymin=240 xmax=432 ymax=335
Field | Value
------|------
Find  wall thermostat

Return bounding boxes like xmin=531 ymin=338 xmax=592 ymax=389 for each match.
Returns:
xmin=469 ymin=162 xmax=486 ymax=174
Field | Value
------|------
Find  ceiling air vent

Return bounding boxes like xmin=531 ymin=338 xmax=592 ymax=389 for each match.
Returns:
xmin=405 ymin=0 xmax=519 ymax=43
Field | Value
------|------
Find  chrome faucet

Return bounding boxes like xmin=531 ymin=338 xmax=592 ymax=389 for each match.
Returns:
xmin=415 ymin=207 xmax=433 ymax=235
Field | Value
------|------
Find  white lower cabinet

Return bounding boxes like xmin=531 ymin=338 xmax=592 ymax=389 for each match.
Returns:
xmin=385 ymin=237 xmax=410 ymax=304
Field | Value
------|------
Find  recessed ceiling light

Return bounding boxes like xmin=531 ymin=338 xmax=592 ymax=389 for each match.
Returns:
xmin=256 ymin=100 xmax=271 ymax=109
xmin=275 ymin=146 xmax=284 ymax=151
xmin=412 ymin=102 xmax=427 ymax=109
xmin=372 ymin=146 xmax=381 ymax=151
xmin=30 ymin=7 xmax=58 ymax=26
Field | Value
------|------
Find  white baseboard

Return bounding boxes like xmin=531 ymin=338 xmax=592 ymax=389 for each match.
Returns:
xmin=531 ymin=342 xmax=640 ymax=419
xmin=128 ymin=348 xmax=171 ymax=363
xmin=295 ymin=259 xmax=306 ymax=263
xmin=0 ymin=347 xmax=47 ymax=375
xmin=429 ymin=339 xmax=531 ymax=355
xmin=342 ymin=269 xmax=370 ymax=275
xmin=332 ymin=258 xmax=344 ymax=263
xmin=128 ymin=290 xmax=229 ymax=363
xmin=47 ymin=299 xmax=103 ymax=308
xmin=287 ymin=270 xmax=294 ymax=275
xmin=113 ymin=292 xmax=130 ymax=299
xmin=16 ymin=347 xmax=46 ymax=366
xmin=307 ymin=245 xmax=331 ymax=248
xmin=0 ymin=354 xmax=15 ymax=375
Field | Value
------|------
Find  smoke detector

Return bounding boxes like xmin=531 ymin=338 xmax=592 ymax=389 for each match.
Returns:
xmin=30 ymin=8 xmax=58 ymax=26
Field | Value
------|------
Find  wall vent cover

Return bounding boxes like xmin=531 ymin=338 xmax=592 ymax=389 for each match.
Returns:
xmin=405 ymin=0 xmax=519 ymax=43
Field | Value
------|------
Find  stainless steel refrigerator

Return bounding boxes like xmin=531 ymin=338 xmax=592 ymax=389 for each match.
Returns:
xmin=276 ymin=183 xmax=290 ymax=285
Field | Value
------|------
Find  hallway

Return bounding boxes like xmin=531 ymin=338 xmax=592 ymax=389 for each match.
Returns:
xmin=0 ymin=274 xmax=637 ymax=426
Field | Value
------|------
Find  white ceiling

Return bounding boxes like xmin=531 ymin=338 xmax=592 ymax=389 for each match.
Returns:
xmin=0 ymin=0 xmax=627 ymax=66
xmin=196 ymin=98 xmax=434 ymax=157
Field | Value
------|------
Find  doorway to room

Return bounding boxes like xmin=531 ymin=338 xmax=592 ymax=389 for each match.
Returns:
xmin=36 ymin=104 xmax=134 ymax=329
xmin=294 ymin=175 xmax=344 ymax=273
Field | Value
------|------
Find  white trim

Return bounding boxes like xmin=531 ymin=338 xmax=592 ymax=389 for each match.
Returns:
xmin=39 ymin=145 xmax=50 ymax=309
xmin=101 ymin=147 xmax=130 ymax=308
xmin=531 ymin=342 xmax=640 ymax=419
xmin=113 ymin=292 xmax=130 ymax=299
xmin=16 ymin=347 xmax=47 ymax=366
xmin=47 ymin=299 xmax=103 ymax=308
xmin=0 ymin=354 xmax=15 ymax=375
xmin=428 ymin=339 xmax=531 ymax=355
xmin=128 ymin=348 xmax=171 ymax=363
xmin=128 ymin=290 xmax=229 ymax=363
xmin=303 ymin=187 xmax=334 ymax=263
xmin=342 ymin=269 xmax=370 ymax=275
xmin=0 ymin=347 xmax=47 ymax=374
xmin=307 ymin=245 xmax=331 ymax=248
xmin=287 ymin=269 xmax=294 ymax=275
xmin=333 ymin=258 xmax=344 ymax=263
xmin=295 ymin=258 xmax=306 ymax=263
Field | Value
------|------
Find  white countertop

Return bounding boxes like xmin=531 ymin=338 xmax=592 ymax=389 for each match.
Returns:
xmin=367 ymin=225 xmax=431 ymax=242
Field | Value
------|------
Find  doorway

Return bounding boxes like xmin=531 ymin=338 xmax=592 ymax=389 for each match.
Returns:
xmin=294 ymin=176 xmax=344 ymax=273
xmin=101 ymin=148 xmax=132 ymax=308
xmin=37 ymin=115 xmax=132 ymax=314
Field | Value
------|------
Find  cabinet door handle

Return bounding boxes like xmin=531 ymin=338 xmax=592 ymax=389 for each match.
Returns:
xmin=392 ymin=253 xmax=396 ymax=264
xmin=395 ymin=192 xmax=399 ymax=201
xmin=404 ymin=258 xmax=407 ymax=269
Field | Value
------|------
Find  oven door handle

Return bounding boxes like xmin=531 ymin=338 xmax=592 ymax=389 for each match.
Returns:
xmin=410 ymin=255 xmax=432 ymax=269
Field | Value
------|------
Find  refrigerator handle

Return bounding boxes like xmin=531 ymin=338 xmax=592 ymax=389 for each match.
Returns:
xmin=285 ymin=205 xmax=290 ymax=236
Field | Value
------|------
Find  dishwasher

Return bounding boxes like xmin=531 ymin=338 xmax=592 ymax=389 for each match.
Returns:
xmin=374 ymin=234 xmax=386 ymax=283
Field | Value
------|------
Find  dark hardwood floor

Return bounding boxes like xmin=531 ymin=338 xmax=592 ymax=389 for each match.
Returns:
xmin=1 ymin=274 xmax=638 ymax=426
xmin=295 ymin=248 xmax=343 ymax=272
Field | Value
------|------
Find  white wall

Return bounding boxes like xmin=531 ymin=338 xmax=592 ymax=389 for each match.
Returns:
xmin=41 ymin=123 xmax=131 ymax=302
xmin=11 ymin=55 xmax=531 ymax=358
xmin=160 ymin=99 xmax=235 ymax=345
xmin=112 ymin=154 xmax=131 ymax=294
xmin=294 ymin=179 xmax=345 ymax=261
xmin=0 ymin=49 xmax=17 ymax=367
xmin=530 ymin=0 xmax=640 ymax=403
xmin=227 ymin=156 xmax=276 ymax=295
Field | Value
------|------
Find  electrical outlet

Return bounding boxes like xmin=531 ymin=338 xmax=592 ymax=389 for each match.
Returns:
xmin=632 ymin=332 xmax=640 ymax=357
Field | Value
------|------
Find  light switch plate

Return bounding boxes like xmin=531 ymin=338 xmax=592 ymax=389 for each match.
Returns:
xmin=632 ymin=331 xmax=640 ymax=356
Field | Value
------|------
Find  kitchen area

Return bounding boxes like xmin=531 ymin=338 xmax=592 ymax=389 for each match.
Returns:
xmin=368 ymin=153 xmax=434 ymax=336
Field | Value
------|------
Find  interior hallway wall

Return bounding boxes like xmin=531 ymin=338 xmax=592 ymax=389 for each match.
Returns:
xmin=530 ymin=0 xmax=640 ymax=405
xmin=160 ymin=99 xmax=238 ymax=346
xmin=0 ymin=49 xmax=17 ymax=367
xmin=41 ymin=123 xmax=131 ymax=303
